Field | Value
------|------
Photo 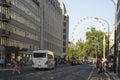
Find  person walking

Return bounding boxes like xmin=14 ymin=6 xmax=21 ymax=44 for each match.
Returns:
xmin=12 ymin=59 xmax=20 ymax=74
xmin=103 ymin=61 xmax=107 ymax=72
xmin=96 ymin=57 xmax=102 ymax=74
xmin=1 ymin=58 xmax=5 ymax=67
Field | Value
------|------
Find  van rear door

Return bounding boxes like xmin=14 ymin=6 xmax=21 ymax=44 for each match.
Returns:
xmin=33 ymin=53 xmax=47 ymax=67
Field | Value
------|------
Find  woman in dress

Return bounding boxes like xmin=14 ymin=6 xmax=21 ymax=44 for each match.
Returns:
xmin=12 ymin=59 xmax=20 ymax=74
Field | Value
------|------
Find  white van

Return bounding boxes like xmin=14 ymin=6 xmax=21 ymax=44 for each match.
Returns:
xmin=32 ymin=50 xmax=55 ymax=69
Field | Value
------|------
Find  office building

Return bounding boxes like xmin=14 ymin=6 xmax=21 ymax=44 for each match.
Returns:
xmin=115 ymin=0 xmax=120 ymax=77
xmin=0 ymin=0 xmax=69 ymax=63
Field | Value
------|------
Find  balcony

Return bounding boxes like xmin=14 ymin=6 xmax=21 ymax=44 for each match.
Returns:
xmin=0 ymin=0 xmax=11 ymax=7
xmin=0 ymin=29 xmax=10 ymax=38
xmin=1 ymin=14 xmax=11 ymax=22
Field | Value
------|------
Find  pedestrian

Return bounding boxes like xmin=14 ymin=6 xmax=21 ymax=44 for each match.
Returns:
xmin=98 ymin=61 xmax=102 ymax=74
xmin=103 ymin=61 xmax=107 ymax=72
xmin=0 ymin=58 xmax=2 ymax=67
xmin=1 ymin=58 xmax=5 ymax=67
xmin=108 ymin=61 xmax=113 ymax=72
xmin=96 ymin=58 xmax=101 ymax=68
xmin=11 ymin=59 xmax=20 ymax=74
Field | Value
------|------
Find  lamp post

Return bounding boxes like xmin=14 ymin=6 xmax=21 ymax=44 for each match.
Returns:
xmin=110 ymin=0 xmax=117 ymax=73
xmin=93 ymin=17 xmax=110 ymax=59
xmin=111 ymin=0 xmax=116 ymax=6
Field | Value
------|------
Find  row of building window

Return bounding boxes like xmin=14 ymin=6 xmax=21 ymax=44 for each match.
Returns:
xmin=10 ymin=11 xmax=40 ymax=31
xmin=0 ymin=37 xmax=40 ymax=50
xmin=44 ymin=40 xmax=61 ymax=53
xmin=12 ymin=0 xmax=41 ymax=23
xmin=47 ymin=0 xmax=61 ymax=22
xmin=26 ymin=0 xmax=39 ymax=10
xmin=44 ymin=32 xmax=61 ymax=45
xmin=0 ymin=21 xmax=40 ymax=41
xmin=0 ymin=0 xmax=41 ymax=51
xmin=48 ymin=0 xmax=62 ymax=15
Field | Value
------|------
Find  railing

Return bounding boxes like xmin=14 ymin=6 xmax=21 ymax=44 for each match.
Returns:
xmin=0 ymin=0 xmax=11 ymax=7
xmin=0 ymin=29 xmax=10 ymax=38
xmin=2 ymin=14 xmax=11 ymax=22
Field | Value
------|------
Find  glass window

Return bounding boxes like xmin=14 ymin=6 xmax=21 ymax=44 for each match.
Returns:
xmin=34 ymin=53 xmax=46 ymax=58
xmin=48 ymin=54 xmax=54 ymax=59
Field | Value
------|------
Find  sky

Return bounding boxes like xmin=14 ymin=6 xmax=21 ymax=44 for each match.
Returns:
xmin=61 ymin=0 xmax=116 ymax=42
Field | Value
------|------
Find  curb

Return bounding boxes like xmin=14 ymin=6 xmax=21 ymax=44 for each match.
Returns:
xmin=0 ymin=65 xmax=32 ymax=71
xmin=0 ymin=68 xmax=12 ymax=71
xmin=104 ymin=72 xmax=113 ymax=80
xmin=106 ymin=71 xmax=120 ymax=80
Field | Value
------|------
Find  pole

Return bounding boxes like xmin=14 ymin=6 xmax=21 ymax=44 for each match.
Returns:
xmin=111 ymin=0 xmax=117 ymax=73
xmin=94 ymin=17 xmax=109 ymax=59
xmin=103 ymin=35 xmax=106 ymax=59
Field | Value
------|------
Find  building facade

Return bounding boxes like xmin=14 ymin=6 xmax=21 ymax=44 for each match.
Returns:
xmin=0 ymin=0 xmax=69 ymax=63
xmin=42 ymin=0 xmax=69 ymax=57
xmin=115 ymin=0 xmax=120 ymax=77
xmin=109 ymin=26 xmax=114 ymax=58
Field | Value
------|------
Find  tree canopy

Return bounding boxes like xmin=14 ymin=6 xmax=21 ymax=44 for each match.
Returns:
xmin=67 ymin=27 xmax=108 ymax=60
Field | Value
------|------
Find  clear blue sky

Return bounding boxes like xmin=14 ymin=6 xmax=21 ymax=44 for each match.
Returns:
xmin=62 ymin=0 xmax=116 ymax=42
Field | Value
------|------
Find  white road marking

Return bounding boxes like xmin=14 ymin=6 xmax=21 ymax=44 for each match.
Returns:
xmin=87 ymin=67 xmax=94 ymax=80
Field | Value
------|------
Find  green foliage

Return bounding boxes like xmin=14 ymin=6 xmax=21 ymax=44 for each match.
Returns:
xmin=67 ymin=27 xmax=108 ymax=59
xmin=86 ymin=27 xmax=108 ymax=58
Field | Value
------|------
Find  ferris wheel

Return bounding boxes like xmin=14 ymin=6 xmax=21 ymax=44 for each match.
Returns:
xmin=71 ymin=17 xmax=109 ymax=44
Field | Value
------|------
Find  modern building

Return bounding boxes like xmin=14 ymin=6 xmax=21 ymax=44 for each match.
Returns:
xmin=0 ymin=0 xmax=69 ymax=63
xmin=42 ymin=0 xmax=69 ymax=57
xmin=115 ymin=0 xmax=120 ymax=77
xmin=61 ymin=4 xmax=69 ymax=58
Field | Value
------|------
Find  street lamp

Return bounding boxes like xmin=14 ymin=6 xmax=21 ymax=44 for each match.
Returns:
xmin=93 ymin=17 xmax=110 ymax=59
xmin=111 ymin=0 xmax=117 ymax=73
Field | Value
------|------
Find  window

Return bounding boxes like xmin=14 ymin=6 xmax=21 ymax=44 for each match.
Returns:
xmin=48 ymin=54 xmax=53 ymax=59
xmin=34 ymin=53 xmax=46 ymax=58
xmin=63 ymin=29 xmax=66 ymax=33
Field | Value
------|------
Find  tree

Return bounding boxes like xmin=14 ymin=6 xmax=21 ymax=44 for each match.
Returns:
xmin=68 ymin=44 xmax=78 ymax=59
xmin=85 ymin=27 xmax=108 ymax=58
xmin=76 ymin=41 xmax=86 ymax=58
xmin=67 ymin=27 xmax=108 ymax=59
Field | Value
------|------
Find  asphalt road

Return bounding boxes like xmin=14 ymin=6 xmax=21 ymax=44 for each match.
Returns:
xmin=0 ymin=64 xmax=112 ymax=80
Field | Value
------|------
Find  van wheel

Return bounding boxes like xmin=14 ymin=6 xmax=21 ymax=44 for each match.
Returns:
xmin=51 ymin=67 xmax=55 ymax=70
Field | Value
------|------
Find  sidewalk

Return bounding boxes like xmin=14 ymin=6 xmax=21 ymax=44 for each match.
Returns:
xmin=107 ymin=72 xmax=120 ymax=80
xmin=89 ymin=67 xmax=112 ymax=80
xmin=0 ymin=64 xmax=32 ymax=71
xmin=0 ymin=66 xmax=12 ymax=71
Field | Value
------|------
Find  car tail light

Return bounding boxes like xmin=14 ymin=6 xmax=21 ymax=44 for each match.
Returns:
xmin=32 ymin=61 xmax=34 ymax=65
xmin=45 ymin=61 xmax=48 ymax=65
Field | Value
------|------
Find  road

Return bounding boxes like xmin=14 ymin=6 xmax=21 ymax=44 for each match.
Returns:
xmin=0 ymin=64 xmax=112 ymax=80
